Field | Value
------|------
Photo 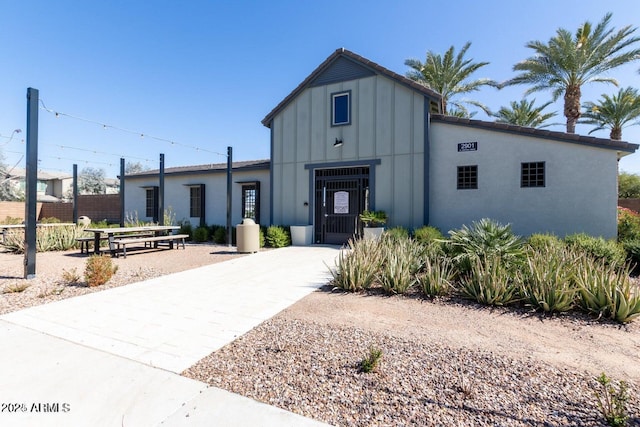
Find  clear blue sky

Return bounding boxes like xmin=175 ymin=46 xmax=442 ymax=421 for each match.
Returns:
xmin=1 ymin=0 xmax=639 ymax=178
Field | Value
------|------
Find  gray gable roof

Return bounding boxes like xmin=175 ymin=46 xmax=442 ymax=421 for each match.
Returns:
xmin=124 ymin=159 xmax=270 ymax=178
xmin=262 ymin=48 xmax=443 ymax=128
xmin=432 ymin=114 xmax=639 ymax=153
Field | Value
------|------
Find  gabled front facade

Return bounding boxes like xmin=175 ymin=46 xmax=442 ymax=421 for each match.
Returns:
xmin=263 ymin=48 xmax=638 ymax=243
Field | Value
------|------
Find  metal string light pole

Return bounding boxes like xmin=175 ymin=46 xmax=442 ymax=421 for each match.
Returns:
xmin=226 ymin=146 xmax=232 ymax=247
xmin=24 ymin=88 xmax=39 ymax=279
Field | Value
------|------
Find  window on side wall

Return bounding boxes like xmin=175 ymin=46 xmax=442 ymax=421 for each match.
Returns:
xmin=331 ymin=91 xmax=351 ymax=126
xmin=521 ymin=162 xmax=545 ymax=188
xmin=190 ymin=186 xmax=201 ymax=218
xmin=457 ymin=165 xmax=478 ymax=190
xmin=145 ymin=187 xmax=159 ymax=221
xmin=241 ymin=182 xmax=260 ymax=224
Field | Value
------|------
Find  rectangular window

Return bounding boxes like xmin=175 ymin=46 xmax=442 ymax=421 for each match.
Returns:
xmin=190 ymin=186 xmax=201 ymax=218
xmin=242 ymin=182 xmax=260 ymax=224
xmin=457 ymin=165 xmax=478 ymax=190
xmin=145 ymin=187 xmax=159 ymax=220
xmin=331 ymin=91 xmax=351 ymax=126
xmin=521 ymin=162 xmax=545 ymax=187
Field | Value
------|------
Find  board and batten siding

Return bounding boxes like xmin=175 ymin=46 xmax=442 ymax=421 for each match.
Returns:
xmin=271 ymin=75 xmax=427 ymax=229
xmin=429 ymin=122 xmax=619 ymax=238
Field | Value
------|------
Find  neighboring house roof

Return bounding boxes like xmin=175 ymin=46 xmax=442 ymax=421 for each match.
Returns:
xmin=262 ymin=48 xmax=443 ymax=127
xmin=8 ymin=168 xmax=72 ymax=180
xmin=432 ymin=114 xmax=639 ymax=154
xmin=124 ymin=159 xmax=270 ymax=178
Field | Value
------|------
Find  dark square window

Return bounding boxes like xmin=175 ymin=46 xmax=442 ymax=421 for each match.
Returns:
xmin=457 ymin=165 xmax=478 ymax=190
xmin=332 ymin=91 xmax=350 ymax=126
xmin=521 ymin=162 xmax=545 ymax=187
xmin=145 ymin=187 xmax=159 ymax=221
xmin=190 ymin=186 xmax=202 ymax=217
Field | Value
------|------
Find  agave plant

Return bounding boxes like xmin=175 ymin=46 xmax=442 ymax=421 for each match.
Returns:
xmin=516 ymin=246 xmax=578 ymax=313
xmin=575 ymin=257 xmax=640 ymax=323
xmin=457 ymin=255 xmax=519 ymax=306
xmin=377 ymin=237 xmax=417 ymax=294
xmin=417 ymin=257 xmax=456 ymax=297
xmin=328 ymin=238 xmax=382 ymax=292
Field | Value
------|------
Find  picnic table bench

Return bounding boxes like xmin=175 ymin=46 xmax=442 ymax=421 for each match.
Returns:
xmin=113 ymin=234 xmax=189 ymax=258
xmin=83 ymin=226 xmax=183 ymax=257
xmin=76 ymin=232 xmax=154 ymax=254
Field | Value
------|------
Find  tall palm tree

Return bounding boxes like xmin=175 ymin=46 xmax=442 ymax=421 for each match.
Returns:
xmin=492 ymin=99 xmax=557 ymax=128
xmin=505 ymin=13 xmax=640 ymax=133
xmin=581 ymin=87 xmax=640 ymax=140
xmin=405 ymin=42 xmax=497 ymax=115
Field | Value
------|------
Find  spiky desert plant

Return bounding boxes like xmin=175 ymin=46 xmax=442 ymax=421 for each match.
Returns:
xmin=458 ymin=255 xmax=519 ymax=306
xmin=448 ymin=218 xmax=524 ymax=274
xmin=328 ymin=238 xmax=382 ymax=292
xmin=516 ymin=246 xmax=578 ymax=313
xmin=417 ymin=257 xmax=455 ymax=297
xmin=377 ymin=238 xmax=417 ymax=294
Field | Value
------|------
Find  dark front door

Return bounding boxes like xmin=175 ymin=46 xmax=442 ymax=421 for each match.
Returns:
xmin=315 ymin=167 xmax=369 ymax=245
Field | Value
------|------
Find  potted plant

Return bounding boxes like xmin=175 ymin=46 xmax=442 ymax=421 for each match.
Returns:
xmin=359 ymin=210 xmax=387 ymax=239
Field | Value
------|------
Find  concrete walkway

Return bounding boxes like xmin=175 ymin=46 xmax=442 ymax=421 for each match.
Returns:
xmin=0 ymin=245 xmax=340 ymax=427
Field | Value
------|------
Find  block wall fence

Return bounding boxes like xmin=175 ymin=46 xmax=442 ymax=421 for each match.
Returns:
xmin=0 ymin=194 xmax=121 ymax=223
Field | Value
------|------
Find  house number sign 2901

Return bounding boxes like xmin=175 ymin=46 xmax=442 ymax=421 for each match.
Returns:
xmin=458 ymin=141 xmax=477 ymax=152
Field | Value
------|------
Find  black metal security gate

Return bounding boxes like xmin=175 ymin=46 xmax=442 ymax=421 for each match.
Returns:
xmin=315 ymin=167 xmax=369 ymax=244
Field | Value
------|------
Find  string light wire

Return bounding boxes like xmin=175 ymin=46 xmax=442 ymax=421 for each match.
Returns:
xmin=39 ymin=99 xmax=228 ymax=158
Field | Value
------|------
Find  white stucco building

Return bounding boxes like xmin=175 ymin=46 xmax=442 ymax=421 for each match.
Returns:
xmin=124 ymin=160 xmax=270 ymax=227
xmin=261 ymin=48 xmax=638 ymax=243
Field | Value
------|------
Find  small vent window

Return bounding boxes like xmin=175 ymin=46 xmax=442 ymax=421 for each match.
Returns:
xmin=332 ymin=91 xmax=351 ymax=126
xmin=457 ymin=165 xmax=477 ymax=190
xmin=521 ymin=162 xmax=545 ymax=188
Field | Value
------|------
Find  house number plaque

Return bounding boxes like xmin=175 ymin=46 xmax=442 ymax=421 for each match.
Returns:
xmin=458 ymin=141 xmax=477 ymax=152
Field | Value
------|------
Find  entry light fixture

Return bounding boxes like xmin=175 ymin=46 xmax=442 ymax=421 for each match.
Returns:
xmin=334 ymin=138 xmax=343 ymax=148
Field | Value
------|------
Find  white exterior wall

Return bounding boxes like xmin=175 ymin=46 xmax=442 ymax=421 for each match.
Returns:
xmin=124 ymin=169 xmax=270 ymax=227
xmin=429 ymin=123 xmax=619 ymax=238
xmin=271 ymin=75 xmax=426 ymax=228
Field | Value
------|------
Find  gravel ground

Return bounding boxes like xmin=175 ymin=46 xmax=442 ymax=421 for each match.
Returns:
xmin=2 ymin=245 xmax=639 ymax=426
xmin=0 ymin=243 xmax=243 ymax=315
xmin=184 ymin=288 xmax=640 ymax=427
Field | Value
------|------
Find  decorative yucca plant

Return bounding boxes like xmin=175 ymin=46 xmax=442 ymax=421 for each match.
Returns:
xmin=377 ymin=238 xmax=416 ymax=294
xmin=417 ymin=257 xmax=455 ymax=297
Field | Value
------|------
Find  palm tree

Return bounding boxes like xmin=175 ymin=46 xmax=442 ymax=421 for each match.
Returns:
xmin=405 ymin=42 xmax=497 ymax=115
xmin=491 ymin=99 xmax=557 ymax=128
xmin=505 ymin=13 xmax=640 ymax=133
xmin=581 ymin=87 xmax=640 ymax=140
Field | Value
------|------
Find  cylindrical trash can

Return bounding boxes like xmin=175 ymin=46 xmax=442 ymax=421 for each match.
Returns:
xmin=236 ymin=218 xmax=260 ymax=253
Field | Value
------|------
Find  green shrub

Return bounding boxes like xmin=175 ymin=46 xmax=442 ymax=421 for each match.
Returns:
xmin=516 ymin=246 xmax=577 ymax=313
xmin=329 ymin=238 xmax=382 ymax=291
xmin=593 ymin=372 xmax=630 ymax=427
xmin=259 ymin=227 xmax=265 ymax=247
xmin=178 ymin=221 xmax=193 ymax=240
xmin=84 ymin=255 xmax=118 ymax=287
xmin=192 ymin=226 xmax=210 ymax=243
xmin=564 ymin=233 xmax=626 ymax=267
xmin=458 ymin=255 xmax=519 ymax=306
xmin=2 ymin=216 xmax=22 ymax=225
xmin=448 ymin=218 xmax=524 ymax=274
xmin=265 ymin=226 xmax=290 ymax=248
xmin=617 ymin=207 xmax=640 ymax=242
xmin=210 ymin=225 xmax=236 ymax=244
xmin=621 ymin=239 xmax=640 ymax=274
xmin=39 ymin=217 xmax=61 ymax=223
xmin=385 ymin=226 xmax=409 ymax=241
xmin=359 ymin=345 xmax=383 ymax=373
xmin=526 ymin=233 xmax=565 ymax=252
xmin=417 ymin=257 xmax=455 ymax=297
xmin=413 ymin=225 xmax=444 ymax=244
xmin=90 ymin=219 xmax=110 ymax=229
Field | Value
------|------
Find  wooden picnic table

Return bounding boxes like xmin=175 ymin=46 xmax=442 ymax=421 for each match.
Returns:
xmin=83 ymin=225 xmax=180 ymax=256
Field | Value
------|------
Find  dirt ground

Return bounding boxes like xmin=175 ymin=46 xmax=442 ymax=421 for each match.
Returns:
xmin=281 ymin=288 xmax=640 ymax=385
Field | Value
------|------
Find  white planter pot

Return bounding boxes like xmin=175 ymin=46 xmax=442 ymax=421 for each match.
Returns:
xmin=290 ymin=225 xmax=313 ymax=246
xmin=363 ymin=227 xmax=385 ymax=240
